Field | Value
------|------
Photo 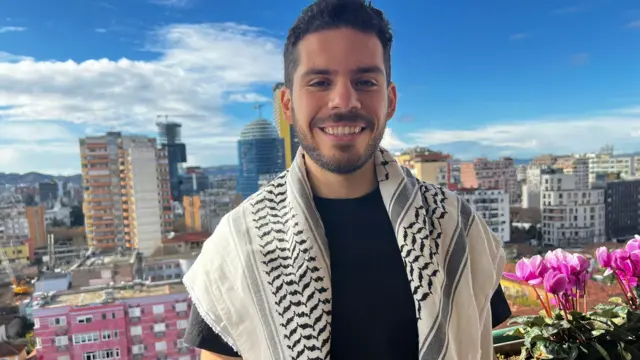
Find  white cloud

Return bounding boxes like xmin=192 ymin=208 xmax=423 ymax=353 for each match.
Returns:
xmin=0 ymin=22 xmax=283 ymax=173
xmin=0 ymin=26 xmax=26 ymax=34
xmin=227 ymin=93 xmax=270 ymax=103
xmin=408 ymin=107 xmax=640 ymax=159
xmin=95 ymin=28 xmax=107 ymax=33
xmin=627 ymin=20 xmax=640 ymax=29
xmin=381 ymin=128 xmax=408 ymax=151
xmin=149 ymin=0 xmax=191 ymax=7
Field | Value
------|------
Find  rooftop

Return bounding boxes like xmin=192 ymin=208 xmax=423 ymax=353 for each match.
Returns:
xmin=36 ymin=281 xmax=187 ymax=309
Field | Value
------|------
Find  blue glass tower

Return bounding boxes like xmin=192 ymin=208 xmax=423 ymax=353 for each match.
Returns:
xmin=237 ymin=118 xmax=285 ymax=199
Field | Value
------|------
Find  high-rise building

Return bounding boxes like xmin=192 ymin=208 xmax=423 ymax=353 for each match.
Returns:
xmin=157 ymin=121 xmax=188 ymax=202
xmin=540 ymin=169 xmax=605 ymax=248
xmin=237 ymin=119 xmax=285 ymax=199
xmin=273 ymin=82 xmax=300 ymax=168
xmin=183 ymin=195 xmax=202 ymax=232
xmin=605 ymin=179 xmax=640 ymax=241
xmin=457 ymin=188 xmax=510 ymax=243
xmin=79 ymin=133 xmax=173 ymax=253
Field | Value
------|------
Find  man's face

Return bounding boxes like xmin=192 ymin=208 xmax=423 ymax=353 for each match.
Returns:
xmin=281 ymin=28 xmax=397 ymax=174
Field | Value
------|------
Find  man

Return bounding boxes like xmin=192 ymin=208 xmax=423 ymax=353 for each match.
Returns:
xmin=183 ymin=0 xmax=509 ymax=359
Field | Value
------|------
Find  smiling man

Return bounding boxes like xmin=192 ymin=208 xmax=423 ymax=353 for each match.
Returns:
xmin=182 ymin=0 xmax=507 ymax=359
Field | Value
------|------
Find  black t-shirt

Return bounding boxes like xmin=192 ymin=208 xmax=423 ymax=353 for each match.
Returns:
xmin=184 ymin=188 xmax=511 ymax=358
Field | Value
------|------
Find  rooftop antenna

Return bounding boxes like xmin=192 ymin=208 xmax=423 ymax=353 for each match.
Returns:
xmin=253 ymin=104 xmax=265 ymax=119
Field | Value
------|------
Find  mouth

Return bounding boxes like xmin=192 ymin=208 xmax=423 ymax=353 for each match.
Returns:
xmin=318 ymin=125 xmax=366 ymax=137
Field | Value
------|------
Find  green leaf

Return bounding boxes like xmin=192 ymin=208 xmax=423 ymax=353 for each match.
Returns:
xmin=609 ymin=297 xmax=625 ymax=305
xmin=591 ymin=342 xmax=612 ymax=360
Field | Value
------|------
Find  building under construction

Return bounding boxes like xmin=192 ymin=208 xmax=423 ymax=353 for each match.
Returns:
xmin=157 ymin=121 xmax=187 ymax=202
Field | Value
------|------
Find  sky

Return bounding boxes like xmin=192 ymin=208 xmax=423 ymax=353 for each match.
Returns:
xmin=0 ymin=0 xmax=639 ymax=175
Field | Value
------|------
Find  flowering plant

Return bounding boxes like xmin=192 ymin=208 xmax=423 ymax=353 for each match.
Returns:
xmin=501 ymin=237 xmax=640 ymax=359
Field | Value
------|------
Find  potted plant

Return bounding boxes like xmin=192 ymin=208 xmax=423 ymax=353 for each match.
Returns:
xmin=496 ymin=236 xmax=640 ymax=359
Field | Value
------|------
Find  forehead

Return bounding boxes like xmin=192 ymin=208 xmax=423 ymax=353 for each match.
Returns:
xmin=295 ymin=28 xmax=385 ymax=75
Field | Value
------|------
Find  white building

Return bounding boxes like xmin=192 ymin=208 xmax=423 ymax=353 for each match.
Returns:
xmin=458 ymin=189 xmax=510 ymax=243
xmin=0 ymin=202 xmax=29 ymax=243
xmin=521 ymin=165 xmax=543 ymax=209
xmin=587 ymin=151 xmax=640 ymax=186
xmin=540 ymin=169 xmax=605 ymax=247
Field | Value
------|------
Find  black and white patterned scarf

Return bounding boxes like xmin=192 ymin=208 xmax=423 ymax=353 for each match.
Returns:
xmin=183 ymin=147 xmax=505 ymax=360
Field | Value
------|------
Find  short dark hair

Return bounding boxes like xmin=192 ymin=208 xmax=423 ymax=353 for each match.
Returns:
xmin=284 ymin=0 xmax=393 ymax=88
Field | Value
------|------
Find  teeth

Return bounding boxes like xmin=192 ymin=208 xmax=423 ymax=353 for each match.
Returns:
xmin=323 ymin=126 xmax=363 ymax=135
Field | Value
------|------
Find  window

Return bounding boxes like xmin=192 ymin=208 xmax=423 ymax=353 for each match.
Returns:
xmin=128 ymin=307 xmax=141 ymax=317
xmin=77 ymin=315 xmax=93 ymax=324
xmin=102 ymin=330 xmax=112 ymax=340
xmin=55 ymin=336 xmax=69 ymax=346
xmin=177 ymin=339 xmax=187 ymax=348
xmin=130 ymin=326 xmax=142 ymax=336
xmin=114 ymin=330 xmax=119 ymax=339
xmin=82 ymin=351 xmax=99 ymax=360
xmin=153 ymin=323 xmax=166 ymax=333
xmin=155 ymin=341 xmax=167 ymax=352
xmin=49 ymin=317 xmax=66 ymax=326
xmin=177 ymin=320 xmax=188 ymax=329
xmin=132 ymin=345 xmax=144 ymax=354
xmin=100 ymin=349 xmax=120 ymax=360
xmin=73 ymin=332 xmax=100 ymax=344
xmin=34 ymin=318 xmax=40 ymax=329
xmin=111 ymin=312 xmax=117 ymax=319
xmin=36 ymin=337 xmax=42 ymax=349
xmin=178 ymin=356 xmax=191 ymax=360
xmin=58 ymin=356 xmax=71 ymax=360
xmin=175 ymin=302 xmax=188 ymax=312
xmin=153 ymin=304 xmax=165 ymax=314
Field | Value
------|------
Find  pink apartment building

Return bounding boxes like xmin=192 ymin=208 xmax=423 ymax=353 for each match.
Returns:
xmin=32 ymin=281 xmax=197 ymax=360
xmin=460 ymin=157 xmax=520 ymax=205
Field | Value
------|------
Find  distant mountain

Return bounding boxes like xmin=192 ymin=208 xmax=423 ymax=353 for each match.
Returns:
xmin=0 ymin=172 xmax=82 ymax=186
xmin=203 ymin=165 xmax=239 ymax=177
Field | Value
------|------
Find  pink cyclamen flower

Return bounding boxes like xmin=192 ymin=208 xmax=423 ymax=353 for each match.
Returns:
xmin=544 ymin=270 xmax=568 ymax=295
xmin=545 ymin=249 xmax=572 ymax=271
xmin=596 ymin=247 xmax=613 ymax=275
xmin=626 ymin=235 xmax=640 ymax=253
xmin=504 ymin=255 xmax=548 ymax=285
xmin=613 ymin=249 xmax=634 ymax=278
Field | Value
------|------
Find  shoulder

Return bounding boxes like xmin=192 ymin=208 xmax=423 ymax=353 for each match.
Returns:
xmin=415 ymin=181 xmax=475 ymax=231
xmin=201 ymin=170 xmax=290 ymax=254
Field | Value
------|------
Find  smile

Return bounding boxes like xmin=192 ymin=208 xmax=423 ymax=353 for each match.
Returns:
xmin=319 ymin=126 xmax=365 ymax=136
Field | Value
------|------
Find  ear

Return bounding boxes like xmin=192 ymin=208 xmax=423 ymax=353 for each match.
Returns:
xmin=280 ymin=86 xmax=294 ymax=125
xmin=385 ymin=82 xmax=397 ymax=122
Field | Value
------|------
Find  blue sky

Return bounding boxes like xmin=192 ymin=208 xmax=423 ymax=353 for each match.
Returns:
xmin=0 ymin=0 xmax=639 ymax=174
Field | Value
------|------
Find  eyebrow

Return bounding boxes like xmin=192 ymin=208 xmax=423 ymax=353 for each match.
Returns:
xmin=301 ymin=66 xmax=385 ymax=78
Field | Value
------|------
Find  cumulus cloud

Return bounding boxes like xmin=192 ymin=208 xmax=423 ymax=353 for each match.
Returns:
xmin=381 ymin=128 xmax=408 ymax=151
xmin=627 ymin=20 xmax=640 ymax=29
xmin=0 ymin=22 xmax=283 ymax=173
xmin=409 ymin=107 xmax=640 ymax=159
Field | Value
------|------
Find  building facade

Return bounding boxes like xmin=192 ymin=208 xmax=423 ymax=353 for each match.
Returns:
xmin=79 ymin=133 xmax=173 ymax=252
xmin=457 ymin=188 xmax=511 ymax=243
xmin=460 ymin=157 xmax=519 ymax=205
xmin=32 ymin=283 xmax=197 ymax=360
xmin=273 ymin=82 xmax=300 ymax=169
xmin=540 ymin=170 xmax=606 ymax=247
xmin=236 ymin=119 xmax=285 ymax=199
xmin=157 ymin=122 xmax=188 ymax=203
xmin=605 ymin=179 xmax=640 ymax=241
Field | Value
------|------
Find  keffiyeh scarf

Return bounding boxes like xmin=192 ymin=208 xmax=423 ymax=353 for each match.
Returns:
xmin=183 ymin=147 xmax=505 ymax=360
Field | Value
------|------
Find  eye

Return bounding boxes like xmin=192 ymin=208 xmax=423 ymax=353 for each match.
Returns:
xmin=309 ymin=79 xmax=331 ymax=88
xmin=355 ymin=79 xmax=378 ymax=88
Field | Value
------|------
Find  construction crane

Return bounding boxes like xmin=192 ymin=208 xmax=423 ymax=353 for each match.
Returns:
xmin=0 ymin=196 xmax=33 ymax=295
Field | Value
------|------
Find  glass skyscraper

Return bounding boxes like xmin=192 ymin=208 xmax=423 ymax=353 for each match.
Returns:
xmin=236 ymin=118 xmax=285 ymax=199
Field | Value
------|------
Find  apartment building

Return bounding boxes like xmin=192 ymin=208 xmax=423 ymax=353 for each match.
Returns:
xmin=554 ymin=157 xmax=589 ymax=190
xmin=395 ymin=150 xmax=454 ymax=189
xmin=587 ymin=151 xmax=640 ymax=186
xmin=605 ymin=179 xmax=640 ymax=241
xmin=460 ymin=157 xmax=519 ymax=205
xmin=79 ymin=132 xmax=172 ymax=253
xmin=521 ymin=165 xmax=543 ymax=209
xmin=0 ymin=201 xmax=43 ymax=263
xmin=32 ymin=281 xmax=197 ymax=360
xmin=457 ymin=188 xmax=511 ymax=243
xmin=540 ymin=169 xmax=606 ymax=247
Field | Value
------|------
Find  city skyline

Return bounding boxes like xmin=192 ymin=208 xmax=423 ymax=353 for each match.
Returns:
xmin=1 ymin=0 xmax=639 ymax=174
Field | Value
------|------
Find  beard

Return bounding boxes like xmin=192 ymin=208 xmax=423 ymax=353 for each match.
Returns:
xmin=292 ymin=109 xmax=385 ymax=175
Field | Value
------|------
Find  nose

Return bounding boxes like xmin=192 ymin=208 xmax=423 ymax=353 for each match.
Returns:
xmin=328 ymin=79 xmax=361 ymax=111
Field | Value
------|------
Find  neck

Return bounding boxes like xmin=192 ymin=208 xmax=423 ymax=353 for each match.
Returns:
xmin=304 ymin=155 xmax=377 ymax=199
